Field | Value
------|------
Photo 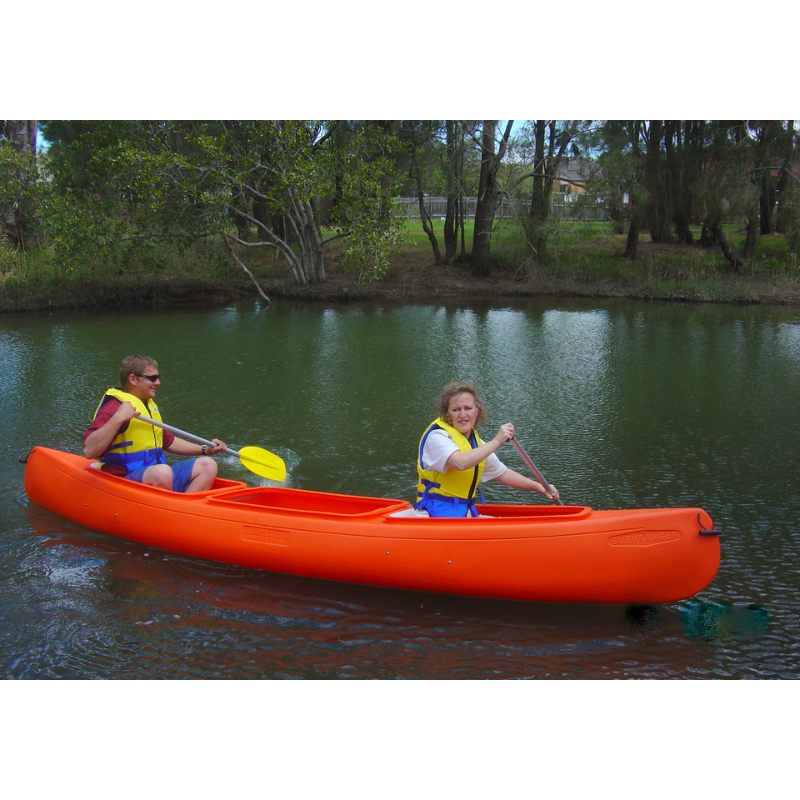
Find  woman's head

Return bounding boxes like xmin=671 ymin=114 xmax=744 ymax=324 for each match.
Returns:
xmin=437 ymin=381 xmax=487 ymax=430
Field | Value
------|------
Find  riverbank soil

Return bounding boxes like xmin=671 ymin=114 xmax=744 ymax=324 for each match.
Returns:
xmin=203 ymin=234 xmax=800 ymax=306
xmin=3 ymin=232 xmax=800 ymax=311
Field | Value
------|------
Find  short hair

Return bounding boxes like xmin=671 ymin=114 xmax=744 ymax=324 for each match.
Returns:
xmin=436 ymin=381 xmax=487 ymax=429
xmin=119 ymin=355 xmax=158 ymax=388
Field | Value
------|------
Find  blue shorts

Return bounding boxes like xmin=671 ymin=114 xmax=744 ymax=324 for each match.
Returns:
xmin=124 ymin=458 xmax=197 ymax=493
xmin=416 ymin=494 xmax=478 ymax=518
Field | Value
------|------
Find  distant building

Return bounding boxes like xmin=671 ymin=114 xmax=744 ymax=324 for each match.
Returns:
xmin=553 ymin=158 xmax=600 ymax=197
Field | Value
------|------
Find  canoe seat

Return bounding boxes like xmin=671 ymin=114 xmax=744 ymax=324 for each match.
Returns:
xmin=388 ymin=507 xmax=496 ymax=519
xmin=389 ymin=507 xmax=431 ymax=518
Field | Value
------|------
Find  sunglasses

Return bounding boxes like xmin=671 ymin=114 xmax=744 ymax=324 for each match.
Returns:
xmin=136 ymin=373 xmax=161 ymax=382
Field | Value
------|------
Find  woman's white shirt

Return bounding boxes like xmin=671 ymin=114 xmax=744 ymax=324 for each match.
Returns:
xmin=422 ymin=428 xmax=507 ymax=482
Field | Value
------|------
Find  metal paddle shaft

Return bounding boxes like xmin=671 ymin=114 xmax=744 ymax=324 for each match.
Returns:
xmin=510 ymin=437 xmax=564 ymax=505
xmin=139 ymin=415 xmax=242 ymax=456
xmin=138 ymin=415 xmax=286 ymax=481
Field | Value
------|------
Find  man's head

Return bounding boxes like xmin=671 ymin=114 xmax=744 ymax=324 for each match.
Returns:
xmin=119 ymin=355 xmax=160 ymax=401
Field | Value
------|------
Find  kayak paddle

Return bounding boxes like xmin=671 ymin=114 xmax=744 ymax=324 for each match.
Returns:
xmin=510 ymin=437 xmax=563 ymax=505
xmin=138 ymin=415 xmax=286 ymax=482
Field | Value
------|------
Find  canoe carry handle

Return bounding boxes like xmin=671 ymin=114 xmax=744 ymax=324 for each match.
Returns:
xmin=698 ymin=514 xmax=721 ymax=536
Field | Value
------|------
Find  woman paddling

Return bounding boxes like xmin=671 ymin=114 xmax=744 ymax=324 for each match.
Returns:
xmin=414 ymin=381 xmax=559 ymax=518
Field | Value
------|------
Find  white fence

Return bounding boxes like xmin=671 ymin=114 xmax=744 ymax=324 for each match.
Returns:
xmin=392 ymin=195 xmax=611 ymax=222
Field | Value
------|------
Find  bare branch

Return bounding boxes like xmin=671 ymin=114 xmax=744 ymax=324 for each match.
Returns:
xmin=224 ymin=234 xmax=271 ymax=304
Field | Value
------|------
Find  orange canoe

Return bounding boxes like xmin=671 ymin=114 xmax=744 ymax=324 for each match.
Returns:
xmin=23 ymin=447 xmax=720 ymax=604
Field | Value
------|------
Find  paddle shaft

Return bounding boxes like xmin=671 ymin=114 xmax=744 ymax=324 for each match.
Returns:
xmin=135 ymin=414 xmax=286 ymax=481
xmin=138 ymin=415 xmax=243 ymax=458
xmin=510 ymin=437 xmax=564 ymax=505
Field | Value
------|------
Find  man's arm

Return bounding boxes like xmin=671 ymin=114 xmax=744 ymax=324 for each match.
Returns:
xmin=83 ymin=400 xmax=137 ymax=459
xmin=164 ymin=437 xmax=227 ymax=457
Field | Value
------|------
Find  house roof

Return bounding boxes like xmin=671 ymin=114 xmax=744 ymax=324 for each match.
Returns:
xmin=556 ymin=158 xmax=599 ymax=184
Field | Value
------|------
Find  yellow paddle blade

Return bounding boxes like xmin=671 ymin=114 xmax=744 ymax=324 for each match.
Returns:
xmin=238 ymin=446 xmax=286 ymax=481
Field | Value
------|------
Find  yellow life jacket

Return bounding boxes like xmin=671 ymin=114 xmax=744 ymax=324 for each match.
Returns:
xmin=415 ymin=417 xmax=486 ymax=515
xmin=93 ymin=388 xmax=166 ymax=473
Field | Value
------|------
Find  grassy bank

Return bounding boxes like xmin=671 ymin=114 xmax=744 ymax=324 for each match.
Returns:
xmin=384 ymin=219 xmax=800 ymax=304
xmin=0 ymin=237 xmax=242 ymax=311
xmin=2 ymin=220 xmax=800 ymax=311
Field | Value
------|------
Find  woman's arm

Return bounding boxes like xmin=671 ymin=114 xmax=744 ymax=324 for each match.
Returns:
xmin=444 ymin=423 xmax=515 ymax=472
xmin=496 ymin=467 xmax=559 ymax=500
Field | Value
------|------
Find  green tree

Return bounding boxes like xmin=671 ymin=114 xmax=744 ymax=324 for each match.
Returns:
xmin=444 ymin=120 xmax=475 ymax=264
xmin=1 ymin=120 xmax=39 ymax=249
xmin=40 ymin=120 xmax=402 ymax=289
xmin=507 ymin=120 xmax=587 ymax=263
xmin=395 ymin=120 xmax=478 ymax=266
xmin=594 ymin=120 xmax=785 ymax=268
xmin=398 ymin=121 xmax=447 ymax=265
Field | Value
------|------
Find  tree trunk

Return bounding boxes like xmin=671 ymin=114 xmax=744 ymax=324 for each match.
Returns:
xmin=471 ymin=120 xmax=513 ymax=277
xmin=444 ymin=194 xmax=458 ymax=264
xmin=700 ymin=223 xmax=717 ymax=248
xmin=743 ymin=216 xmax=758 ymax=260
xmin=775 ymin=121 xmax=795 ymax=234
xmin=759 ymin=165 xmax=776 ymax=235
xmin=528 ymin=121 xmax=550 ymax=261
xmin=775 ymin=159 xmax=793 ymax=234
xmin=459 ymin=194 xmax=466 ymax=257
xmin=710 ymin=220 xmax=746 ymax=272
xmin=293 ymin=197 xmax=326 ymax=282
xmin=234 ymin=192 xmax=326 ymax=285
xmin=609 ymin=185 xmax=627 ymax=235
xmin=644 ymin=120 xmax=673 ymax=243
xmin=623 ymin=202 xmax=640 ymax=259
xmin=416 ymin=177 xmax=443 ymax=265
xmin=230 ymin=188 xmax=252 ymax=240
xmin=443 ymin=120 xmax=460 ymax=264
xmin=665 ymin=121 xmax=694 ymax=244
xmin=472 ymin=121 xmax=499 ymax=277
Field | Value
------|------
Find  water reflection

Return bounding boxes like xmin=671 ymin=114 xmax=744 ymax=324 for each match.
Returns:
xmin=680 ymin=601 xmax=770 ymax=642
xmin=1 ymin=503 xmax=732 ymax=679
xmin=3 ymin=297 xmax=800 ymax=679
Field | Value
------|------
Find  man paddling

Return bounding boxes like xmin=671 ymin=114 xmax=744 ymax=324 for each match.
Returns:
xmin=83 ymin=355 xmax=227 ymax=492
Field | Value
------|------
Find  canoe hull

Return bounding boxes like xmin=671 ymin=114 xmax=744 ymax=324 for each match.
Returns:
xmin=23 ymin=447 xmax=720 ymax=604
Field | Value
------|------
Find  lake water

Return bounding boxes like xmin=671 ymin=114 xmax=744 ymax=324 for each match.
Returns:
xmin=2 ymin=296 xmax=799 ymax=679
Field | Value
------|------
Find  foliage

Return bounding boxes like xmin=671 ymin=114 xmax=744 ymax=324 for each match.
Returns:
xmin=331 ymin=125 xmax=402 ymax=279
xmin=391 ymin=120 xmax=482 ymax=266
xmin=10 ymin=120 xmax=800 ymax=295
xmin=0 ymin=139 xmax=42 ymax=246
xmin=0 ymin=141 xmax=35 ymax=201
xmin=691 ymin=123 xmax=756 ymax=224
xmin=36 ymin=120 xmax=405 ymax=287
xmin=778 ymin=184 xmax=800 ymax=244
xmin=504 ymin=120 xmax=592 ymax=264
xmin=312 ymin=122 xmax=404 ymax=281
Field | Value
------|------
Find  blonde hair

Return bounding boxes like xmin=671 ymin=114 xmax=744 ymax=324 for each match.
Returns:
xmin=436 ymin=381 xmax=487 ymax=429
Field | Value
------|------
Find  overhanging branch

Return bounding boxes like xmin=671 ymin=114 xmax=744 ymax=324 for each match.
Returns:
xmin=224 ymin=234 xmax=271 ymax=305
